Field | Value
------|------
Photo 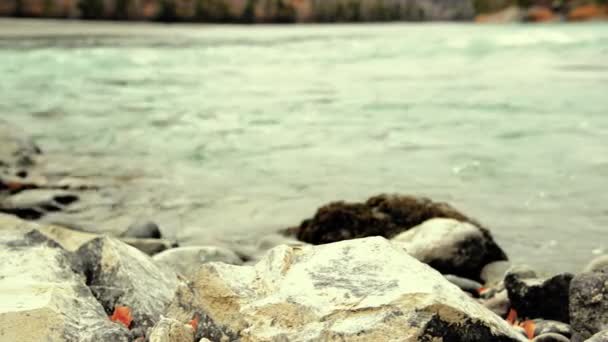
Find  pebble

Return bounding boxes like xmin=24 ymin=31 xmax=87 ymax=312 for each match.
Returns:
xmin=444 ymin=274 xmax=483 ymax=295
xmin=533 ymin=319 xmax=571 ymax=338
xmin=123 ymin=220 xmax=162 ymax=239
xmin=531 ymin=333 xmax=570 ymax=342
xmin=481 ymin=289 xmax=510 ymax=317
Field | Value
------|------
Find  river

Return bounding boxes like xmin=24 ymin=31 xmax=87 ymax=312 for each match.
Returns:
xmin=1 ymin=19 xmax=607 ymax=273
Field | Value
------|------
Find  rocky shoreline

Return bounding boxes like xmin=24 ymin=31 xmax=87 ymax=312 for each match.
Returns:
xmin=1 ymin=120 xmax=608 ymax=341
xmin=0 ymin=0 xmax=606 ymax=23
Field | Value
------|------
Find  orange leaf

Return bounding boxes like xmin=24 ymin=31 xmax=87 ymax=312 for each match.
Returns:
xmin=506 ymin=308 xmax=517 ymax=325
xmin=521 ymin=320 xmax=536 ymax=339
xmin=189 ymin=313 xmax=200 ymax=332
xmin=109 ymin=306 xmax=133 ymax=329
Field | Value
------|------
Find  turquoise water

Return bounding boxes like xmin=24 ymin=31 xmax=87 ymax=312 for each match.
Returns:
xmin=1 ymin=19 xmax=607 ymax=272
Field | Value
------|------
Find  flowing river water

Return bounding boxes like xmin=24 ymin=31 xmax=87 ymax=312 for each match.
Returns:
xmin=1 ymin=19 xmax=607 ymax=273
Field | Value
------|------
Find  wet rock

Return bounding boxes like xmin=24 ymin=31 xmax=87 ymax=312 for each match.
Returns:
xmin=0 ymin=189 xmax=78 ymax=219
xmin=570 ymin=269 xmax=608 ymax=341
xmin=122 ymin=237 xmax=177 ymax=255
xmin=0 ymin=120 xmax=41 ymax=170
xmin=444 ymin=274 xmax=483 ymax=295
xmin=294 ymin=194 xmax=485 ymax=245
xmin=0 ymin=231 xmax=129 ymax=341
xmin=482 ymin=289 xmax=510 ymax=317
xmin=164 ymin=237 xmax=525 ymax=341
xmin=531 ymin=319 xmax=571 ymax=338
xmin=77 ymin=236 xmax=180 ymax=330
xmin=584 ymin=255 xmax=608 ymax=273
xmin=148 ymin=317 xmax=194 ymax=342
xmin=586 ymin=330 xmax=608 ymax=342
xmin=481 ymin=260 xmax=512 ymax=286
xmin=506 ymin=264 xmax=537 ymax=280
xmin=392 ymin=218 xmax=507 ymax=280
xmin=123 ymin=220 xmax=162 ymax=239
xmin=153 ymin=246 xmax=242 ymax=278
xmin=532 ymin=333 xmax=571 ymax=342
xmin=505 ymin=272 xmax=573 ymax=323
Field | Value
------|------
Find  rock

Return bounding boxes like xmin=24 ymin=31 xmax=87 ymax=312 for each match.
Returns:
xmin=165 ymin=237 xmax=526 ymax=341
xmin=532 ymin=319 xmax=572 ymax=338
xmin=0 ymin=189 xmax=78 ymax=219
xmin=153 ymin=246 xmax=243 ymax=278
xmin=294 ymin=194 xmax=486 ymax=245
xmin=0 ymin=120 xmax=41 ymax=170
xmin=77 ymin=236 xmax=180 ymax=330
xmin=123 ymin=220 xmax=162 ymax=239
xmin=122 ymin=237 xmax=178 ymax=255
xmin=532 ymin=333 xmax=571 ymax=342
xmin=505 ymin=272 xmax=573 ymax=323
xmin=148 ymin=317 xmax=194 ymax=342
xmin=444 ymin=274 xmax=483 ymax=295
xmin=584 ymin=255 xmax=608 ymax=273
xmin=481 ymin=260 xmax=512 ymax=286
xmin=569 ymin=269 xmax=608 ymax=341
xmin=586 ymin=330 xmax=608 ymax=342
xmin=482 ymin=289 xmax=510 ymax=317
xmin=476 ymin=6 xmax=523 ymax=23
xmin=0 ymin=230 xmax=129 ymax=341
xmin=392 ymin=218 xmax=507 ymax=280
xmin=506 ymin=264 xmax=537 ymax=280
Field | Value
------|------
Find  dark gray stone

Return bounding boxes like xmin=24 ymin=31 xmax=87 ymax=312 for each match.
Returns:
xmin=532 ymin=333 xmax=570 ymax=342
xmin=570 ymin=269 xmax=608 ymax=342
xmin=532 ymin=319 xmax=571 ymax=338
xmin=123 ymin=220 xmax=162 ymax=239
xmin=505 ymin=272 xmax=573 ymax=323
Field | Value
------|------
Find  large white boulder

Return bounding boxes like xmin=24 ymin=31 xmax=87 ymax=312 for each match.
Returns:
xmin=0 ymin=230 xmax=129 ymax=341
xmin=77 ymin=236 xmax=180 ymax=331
xmin=165 ymin=237 xmax=525 ymax=341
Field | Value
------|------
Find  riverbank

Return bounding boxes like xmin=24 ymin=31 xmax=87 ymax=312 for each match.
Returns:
xmin=2 ymin=119 xmax=607 ymax=341
xmin=0 ymin=0 xmax=606 ymax=23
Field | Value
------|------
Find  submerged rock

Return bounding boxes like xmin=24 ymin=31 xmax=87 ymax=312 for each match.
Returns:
xmin=505 ymin=272 xmax=573 ymax=323
xmin=0 ymin=119 xmax=41 ymax=171
xmin=0 ymin=189 xmax=78 ymax=220
xmin=569 ymin=269 xmax=608 ymax=342
xmin=152 ymin=245 xmax=243 ymax=278
xmin=392 ymin=218 xmax=507 ymax=280
xmin=0 ymin=230 xmax=129 ymax=341
xmin=165 ymin=237 xmax=525 ymax=341
xmin=77 ymin=236 xmax=180 ymax=330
